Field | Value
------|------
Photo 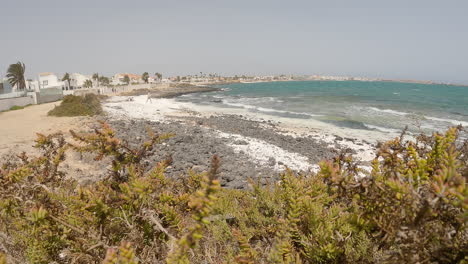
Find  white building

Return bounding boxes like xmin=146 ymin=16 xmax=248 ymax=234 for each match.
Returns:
xmin=26 ymin=79 xmax=40 ymax=92
xmin=0 ymin=78 xmax=13 ymax=94
xmin=38 ymin=73 xmax=65 ymax=89
xmin=0 ymin=78 xmax=39 ymax=93
xmin=111 ymin=73 xmax=143 ymax=85
xmin=70 ymin=73 xmax=91 ymax=89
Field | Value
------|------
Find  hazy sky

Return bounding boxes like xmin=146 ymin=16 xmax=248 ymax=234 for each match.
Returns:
xmin=1 ymin=0 xmax=467 ymax=83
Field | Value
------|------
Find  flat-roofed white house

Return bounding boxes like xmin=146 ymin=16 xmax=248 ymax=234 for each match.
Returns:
xmin=38 ymin=72 xmax=65 ymax=89
xmin=26 ymin=79 xmax=40 ymax=91
xmin=70 ymin=73 xmax=91 ymax=89
xmin=0 ymin=78 xmax=13 ymax=94
xmin=111 ymin=73 xmax=143 ymax=85
xmin=148 ymin=76 xmax=158 ymax=84
xmin=0 ymin=77 xmax=39 ymax=94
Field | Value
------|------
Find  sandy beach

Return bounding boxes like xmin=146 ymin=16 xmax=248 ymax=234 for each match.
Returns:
xmin=0 ymin=102 xmax=92 ymax=157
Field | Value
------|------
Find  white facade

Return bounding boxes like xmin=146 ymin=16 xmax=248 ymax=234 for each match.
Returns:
xmin=38 ymin=73 xmax=65 ymax=89
xmin=111 ymin=73 xmax=143 ymax=85
xmin=1 ymin=78 xmax=40 ymax=93
xmin=26 ymin=80 xmax=40 ymax=92
xmin=148 ymin=76 xmax=162 ymax=84
xmin=0 ymin=78 xmax=13 ymax=94
xmin=70 ymin=73 xmax=91 ymax=89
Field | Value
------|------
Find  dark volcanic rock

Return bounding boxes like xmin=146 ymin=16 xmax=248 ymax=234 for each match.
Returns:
xmin=102 ymin=114 xmax=342 ymax=189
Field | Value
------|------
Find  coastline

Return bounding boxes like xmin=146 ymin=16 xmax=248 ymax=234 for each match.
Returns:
xmin=102 ymin=94 xmax=389 ymax=188
xmin=0 ymin=91 xmax=393 ymax=189
xmin=120 ymin=84 xmax=222 ymax=98
xmin=197 ymin=78 xmax=468 ymax=88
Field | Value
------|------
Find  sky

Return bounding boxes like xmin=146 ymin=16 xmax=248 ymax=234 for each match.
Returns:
xmin=1 ymin=0 xmax=467 ymax=84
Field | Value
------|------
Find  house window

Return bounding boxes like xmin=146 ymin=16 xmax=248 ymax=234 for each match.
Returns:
xmin=43 ymin=80 xmax=48 ymax=86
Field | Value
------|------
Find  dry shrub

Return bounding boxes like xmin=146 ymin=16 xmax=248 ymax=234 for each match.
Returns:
xmin=0 ymin=123 xmax=466 ymax=263
xmin=48 ymin=94 xmax=102 ymax=117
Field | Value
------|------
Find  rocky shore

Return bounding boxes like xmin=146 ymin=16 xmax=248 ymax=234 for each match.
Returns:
xmin=0 ymin=93 xmax=377 ymax=190
xmin=121 ymin=84 xmax=221 ymax=98
xmin=98 ymin=113 xmax=354 ymax=189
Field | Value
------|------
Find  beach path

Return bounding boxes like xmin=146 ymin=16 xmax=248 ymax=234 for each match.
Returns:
xmin=0 ymin=102 xmax=90 ymax=157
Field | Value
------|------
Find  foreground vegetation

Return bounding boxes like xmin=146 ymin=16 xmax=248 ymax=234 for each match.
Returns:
xmin=48 ymin=94 xmax=103 ymax=117
xmin=0 ymin=123 xmax=466 ymax=263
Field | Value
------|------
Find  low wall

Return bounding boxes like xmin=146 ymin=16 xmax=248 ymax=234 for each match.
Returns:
xmin=36 ymin=93 xmax=63 ymax=104
xmin=0 ymin=95 xmax=35 ymax=111
xmin=36 ymin=88 xmax=63 ymax=104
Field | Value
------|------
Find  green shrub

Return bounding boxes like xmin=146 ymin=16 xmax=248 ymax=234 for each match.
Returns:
xmin=9 ymin=105 xmax=25 ymax=111
xmin=0 ymin=123 xmax=466 ymax=263
xmin=48 ymin=94 xmax=102 ymax=117
xmin=2 ymin=104 xmax=32 ymax=112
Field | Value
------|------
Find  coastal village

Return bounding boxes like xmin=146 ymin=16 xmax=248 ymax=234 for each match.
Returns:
xmin=3 ymin=57 xmax=455 ymax=113
xmin=0 ymin=65 xmax=410 ymax=112
xmin=0 ymin=66 xmax=300 ymax=111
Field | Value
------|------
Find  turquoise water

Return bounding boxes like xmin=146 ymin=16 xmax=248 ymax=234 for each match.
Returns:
xmin=177 ymin=80 xmax=468 ymax=134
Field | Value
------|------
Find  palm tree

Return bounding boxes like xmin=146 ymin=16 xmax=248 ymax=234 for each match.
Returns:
xmin=155 ymin=72 xmax=162 ymax=81
xmin=123 ymin=75 xmax=130 ymax=85
xmin=92 ymin=73 xmax=99 ymax=87
xmin=142 ymin=72 xmax=149 ymax=83
xmin=83 ymin=79 xmax=93 ymax=88
xmin=6 ymin=61 xmax=26 ymax=91
xmin=62 ymin=73 xmax=71 ymax=90
xmin=99 ymin=76 xmax=110 ymax=86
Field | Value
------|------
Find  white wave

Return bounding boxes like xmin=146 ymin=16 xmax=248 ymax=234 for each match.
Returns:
xmin=367 ymin=107 xmax=409 ymax=116
xmin=365 ymin=107 xmax=467 ymax=127
xmin=222 ymin=101 xmax=321 ymax=117
xmin=424 ymin=116 xmax=468 ymax=127
xmin=256 ymin=107 xmax=322 ymax=117
xmin=223 ymin=101 xmax=258 ymax=110
xmin=364 ymin=124 xmax=401 ymax=133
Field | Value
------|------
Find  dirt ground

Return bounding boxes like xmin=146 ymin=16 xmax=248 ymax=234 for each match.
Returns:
xmin=0 ymin=102 xmax=91 ymax=157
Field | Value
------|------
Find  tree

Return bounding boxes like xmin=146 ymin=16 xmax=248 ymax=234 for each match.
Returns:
xmin=62 ymin=73 xmax=71 ymax=89
xmin=142 ymin=72 xmax=149 ymax=83
xmin=6 ymin=61 xmax=26 ymax=90
xmin=99 ymin=76 xmax=110 ymax=86
xmin=155 ymin=72 xmax=162 ymax=81
xmin=92 ymin=73 xmax=99 ymax=87
xmin=83 ymin=79 xmax=93 ymax=88
xmin=123 ymin=75 xmax=130 ymax=85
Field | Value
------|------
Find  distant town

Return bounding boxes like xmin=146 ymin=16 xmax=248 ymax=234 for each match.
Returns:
xmin=2 ymin=71 xmax=464 ymax=97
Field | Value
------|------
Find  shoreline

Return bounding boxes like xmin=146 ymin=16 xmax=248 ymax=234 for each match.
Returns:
xmin=0 ymin=92 xmax=391 ymax=189
xmin=120 ymin=84 xmax=222 ymax=98
xmin=102 ymin=95 xmax=386 ymax=188
xmin=195 ymin=78 xmax=468 ymax=88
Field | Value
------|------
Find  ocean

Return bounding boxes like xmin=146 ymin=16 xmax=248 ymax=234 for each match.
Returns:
xmin=176 ymin=80 xmax=468 ymax=135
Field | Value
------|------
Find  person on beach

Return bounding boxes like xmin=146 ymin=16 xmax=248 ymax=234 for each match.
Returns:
xmin=146 ymin=92 xmax=152 ymax=103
